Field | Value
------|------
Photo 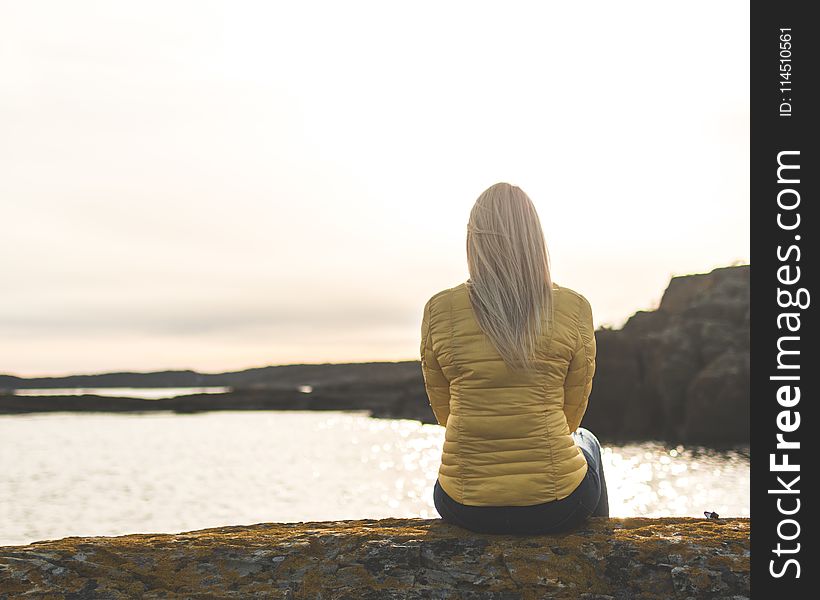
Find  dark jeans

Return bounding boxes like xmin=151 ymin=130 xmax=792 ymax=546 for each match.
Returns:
xmin=433 ymin=427 xmax=609 ymax=534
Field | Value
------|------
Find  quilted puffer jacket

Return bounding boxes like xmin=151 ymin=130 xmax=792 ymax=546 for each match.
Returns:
xmin=420 ymin=281 xmax=596 ymax=506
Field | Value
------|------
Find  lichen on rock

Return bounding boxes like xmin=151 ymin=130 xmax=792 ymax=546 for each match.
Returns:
xmin=0 ymin=517 xmax=749 ymax=599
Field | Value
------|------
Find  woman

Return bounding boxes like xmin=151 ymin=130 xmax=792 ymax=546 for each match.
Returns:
xmin=420 ymin=182 xmax=609 ymax=535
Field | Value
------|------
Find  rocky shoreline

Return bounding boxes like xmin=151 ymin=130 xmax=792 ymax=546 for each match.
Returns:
xmin=0 ymin=265 xmax=749 ymax=444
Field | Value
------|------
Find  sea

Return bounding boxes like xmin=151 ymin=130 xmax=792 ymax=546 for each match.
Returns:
xmin=0 ymin=390 xmax=749 ymax=546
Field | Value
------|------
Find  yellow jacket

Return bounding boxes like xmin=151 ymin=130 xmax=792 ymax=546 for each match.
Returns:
xmin=420 ymin=281 xmax=596 ymax=506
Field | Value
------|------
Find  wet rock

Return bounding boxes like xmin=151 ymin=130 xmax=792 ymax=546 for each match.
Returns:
xmin=0 ymin=517 xmax=749 ymax=599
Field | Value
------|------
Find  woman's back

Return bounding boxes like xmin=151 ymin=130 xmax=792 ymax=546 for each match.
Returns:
xmin=420 ymin=280 xmax=596 ymax=507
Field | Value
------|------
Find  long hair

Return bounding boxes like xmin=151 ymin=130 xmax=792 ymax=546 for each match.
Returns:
xmin=466 ymin=182 xmax=553 ymax=372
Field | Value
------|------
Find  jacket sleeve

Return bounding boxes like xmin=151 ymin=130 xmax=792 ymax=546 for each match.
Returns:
xmin=420 ymin=297 xmax=451 ymax=426
xmin=563 ymin=295 xmax=596 ymax=433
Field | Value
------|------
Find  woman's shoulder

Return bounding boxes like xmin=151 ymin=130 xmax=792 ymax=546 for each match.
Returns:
xmin=427 ymin=281 xmax=468 ymax=302
xmin=424 ymin=282 xmax=470 ymax=316
xmin=553 ymin=283 xmax=590 ymax=305
xmin=552 ymin=283 xmax=593 ymax=323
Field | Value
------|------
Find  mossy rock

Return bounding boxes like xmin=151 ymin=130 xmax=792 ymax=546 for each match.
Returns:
xmin=0 ymin=517 xmax=749 ymax=599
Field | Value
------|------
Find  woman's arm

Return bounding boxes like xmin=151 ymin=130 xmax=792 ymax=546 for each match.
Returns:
xmin=420 ymin=297 xmax=451 ymax=426
xmin=562 ymin=295 xmax=597 ymax=432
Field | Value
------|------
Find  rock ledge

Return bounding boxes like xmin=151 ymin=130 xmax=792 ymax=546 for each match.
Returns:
xmin=0 ymin=517 xmax=750 ymax=599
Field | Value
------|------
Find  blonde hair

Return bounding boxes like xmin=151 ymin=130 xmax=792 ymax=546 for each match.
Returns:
xmin=466 ymin=182 xmax=553 ymax=372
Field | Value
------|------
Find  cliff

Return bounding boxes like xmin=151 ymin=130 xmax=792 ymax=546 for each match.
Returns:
xmin=0 ymin=517 xmax=749 ymax=599
xmin=585 ymin=265 xmax=750 ymax=443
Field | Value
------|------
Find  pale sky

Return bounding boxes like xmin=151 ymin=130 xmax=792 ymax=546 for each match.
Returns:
xmin=0 ymin=1 xmax=749 ymax=377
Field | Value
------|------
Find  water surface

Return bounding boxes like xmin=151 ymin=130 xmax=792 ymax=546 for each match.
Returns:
xmin=0 ymin=411 xmax=749 ymax=546
xmin=9 ymin=387 xmax=231 ymax=400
